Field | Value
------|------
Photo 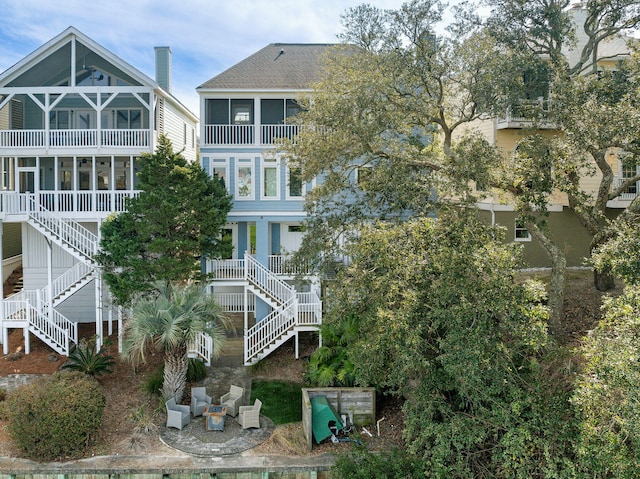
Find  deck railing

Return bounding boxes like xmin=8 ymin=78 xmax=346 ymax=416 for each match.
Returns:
xmin=0 ymin=128 xmax=150 ymax=148
xmin=1 ymin=191 xmax=138 ymax=216
xmin=213 ymin=292 xmax=255 ymax=313
xmin=203 ymin=124 xmax=312 ymax=146
xmin=613 ymin=177 xmax=638 ymax=200
xmin=296 ymin=292 xmax=322 ymax=326
xmin=204 ymin=125 xmax=254 ymax=145
xmin=496 ymin=99 xmax=554 ymax=128
xmin=260 ymin=124 xmax=301 ymax=145
xmin=207 ymin=258 xmax=245 ymax=280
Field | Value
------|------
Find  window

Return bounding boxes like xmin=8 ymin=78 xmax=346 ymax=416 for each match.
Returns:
xmin=116 ymin=109 xmax=141 ymax=129
xmin=50 ymin=110 xmax=70 ymax=129
xmin=621 ymin=163 xmax=639 ymax=196
xmin=236 ymin=161 xmax=254 ymax=199
xmin=515 ymin=222 xmax=531 ymax=242
xmin=211 ymin=158 xmax=228 ymax=191
xmin=287 ymin=167 xmax=303 ymax=198
xmin=262 ymin=158 xmax=279 ymax=199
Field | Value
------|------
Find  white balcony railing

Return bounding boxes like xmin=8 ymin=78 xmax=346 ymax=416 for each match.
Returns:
xmin=212 ymin=292 xmax=255 ymax=313
xmin=260 ymin=125 xmax=301 ymax=145
xmin=1 ymin=191 xmax=139 ymax=216
xmin=207 ymin=258 xmax=245 ymax=280
xmin=613 ymin=177 xmax=638 ymax=200
xmin=204 ymin=125 xmax=254 ymax=145
xmin=496 ymin=99 xmax=554 ymax=129
xmin=0 ymin=129 xmax=150 ymax=149
xmin=203 ymin=124 xmax=310 ymax=146
xmin=268 ymin=254 xmax=312 ymax=276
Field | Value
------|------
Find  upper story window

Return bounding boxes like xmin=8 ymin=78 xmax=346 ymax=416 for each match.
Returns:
xmin=287 ymin=166 xmax=303 ymax=199
xmin=262 ymin=157 xmax=280 ymax=200
xmin=260 ymin=99 xmax=303 ymax=125
xmin=236 ymin=159 xmax=254 ymax=200
xmin=205 ymin=99 xmax=255 ymax=144
xmin=116 ymin=109 xmax=142 ymax=129
xmin=212 ymin=162 xmax=228 ymax=191
xmin=260 ymin=99 xmax=304 ymax=144
xmin=50 ymin=110 xmax=70 ymax=129
xmin=514 ymin=221 xmax=531 ymax=242
xmin=77 ymin=68 xmax=110 ymax=86
xmin=206 ymin=99 xmax=254 ymax=125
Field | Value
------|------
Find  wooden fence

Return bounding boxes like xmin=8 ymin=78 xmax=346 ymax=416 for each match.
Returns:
xmin=302 ymin=387 xmax=376 ymax=451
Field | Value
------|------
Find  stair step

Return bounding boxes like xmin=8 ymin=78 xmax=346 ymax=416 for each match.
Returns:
xmin=12 ymin=277 xmax=24 ymax=293
xmin=222 ymin=337 xmax=244 ymax=355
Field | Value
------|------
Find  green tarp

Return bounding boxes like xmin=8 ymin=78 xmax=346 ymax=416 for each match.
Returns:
xmin=311 ymin=395 xmax=343 ymax=444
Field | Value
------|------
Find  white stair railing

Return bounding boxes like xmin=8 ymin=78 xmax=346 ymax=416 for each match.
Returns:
xmin=44 ymin=262 xmax=94 ymax=305
xmin=27 ymin=196 xmax=98 ymax=261
xmin=245 ymin=254 xmax=295 ymax=306
xmin=3 ymin=195 xmax=96 ymax=355
xmin=188 ymin=331 xmax=213 ymax=366
xmin=245 ymin=296 xmax=298 ymax=364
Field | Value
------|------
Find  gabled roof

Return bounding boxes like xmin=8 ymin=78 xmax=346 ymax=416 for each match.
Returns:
xmin=0 ymin=26 xmax=157 ymax=88
xmin=0 ymin=26 xmax=197 ymax=121
xmin=197 ymin=43 xmax=339 ymax=91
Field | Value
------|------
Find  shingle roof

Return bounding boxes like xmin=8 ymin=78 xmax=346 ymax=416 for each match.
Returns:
xmin=197 ymin=43 xmax=339 ymax=90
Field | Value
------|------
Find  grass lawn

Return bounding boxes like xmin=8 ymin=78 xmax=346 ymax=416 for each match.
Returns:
xmin=250 ymin=380 xmax=303 ymax=424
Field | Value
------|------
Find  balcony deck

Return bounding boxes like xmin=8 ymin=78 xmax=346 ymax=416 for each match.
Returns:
xmin=203 ymin=124 xmax=305 ymax=146
xmin=0 ymin=129 xmax=151 ymax=153
xmin=0 ymin=191 xmax=140 ymax=220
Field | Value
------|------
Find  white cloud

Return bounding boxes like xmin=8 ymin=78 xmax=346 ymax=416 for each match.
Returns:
xmin=0 ymin=0 xmax=415 ymax=113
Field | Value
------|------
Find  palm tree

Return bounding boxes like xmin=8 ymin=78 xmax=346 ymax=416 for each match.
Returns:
xmin=122 ymin=281 xmax=231 ymax=402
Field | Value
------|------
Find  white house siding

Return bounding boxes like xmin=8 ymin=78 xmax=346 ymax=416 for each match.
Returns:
xmin=162 ymin=98 xmax=197 ymax=163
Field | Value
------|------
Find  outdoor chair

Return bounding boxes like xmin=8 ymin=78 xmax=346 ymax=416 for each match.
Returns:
xmin=166 ymin=397 xmax=190 ymax=430
xmin=191 ymin=387 xmax=212 ymax=417
xmin=220 ymin=384 xmax=244 ymax=416
xmin=237 ymin=398 xmax=262 ymax=429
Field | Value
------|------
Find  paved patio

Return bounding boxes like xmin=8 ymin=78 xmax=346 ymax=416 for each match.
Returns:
xmin=159 ymin=413 xmax=274 ymax=456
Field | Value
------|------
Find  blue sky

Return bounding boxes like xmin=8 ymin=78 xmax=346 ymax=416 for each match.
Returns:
xmin=0 ymin=0 xmax=413 ymax=115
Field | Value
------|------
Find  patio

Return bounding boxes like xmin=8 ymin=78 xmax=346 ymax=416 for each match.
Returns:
xmin=159 ymin=413 xmax=274 ymax=457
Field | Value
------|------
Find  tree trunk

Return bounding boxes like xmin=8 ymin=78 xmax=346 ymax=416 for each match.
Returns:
xmin=593 ymin=265 xmax=616 ymax=291
xmin=162 ymin=351 xmax=190 ymax=402
xmin=526 ymin=222 xmax=566 ymax=337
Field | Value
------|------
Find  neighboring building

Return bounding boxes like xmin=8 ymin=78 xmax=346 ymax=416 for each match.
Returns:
xmin=197 ymin=44 xmax=331 ymax=365
xmin=0 ymin=27 xmax=198 ymax=355
xmin=469 ymin=5 xmax=634 ymax=267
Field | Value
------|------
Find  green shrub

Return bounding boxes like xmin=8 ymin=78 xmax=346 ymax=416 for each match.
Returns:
xmin=305 ymin=315 xmax=358 ymax=387
xmin=187 ymin=358 xmax=207 ymax=382
xmin=5 ymin=371 xmax=106 ymax=460
xmin=143 ymin=365 xmax=164 ymax=396
xmin=331 ymin=446 xmax=425 ymax=478
xmin=62 ymin=338 xmax=115 ymax=377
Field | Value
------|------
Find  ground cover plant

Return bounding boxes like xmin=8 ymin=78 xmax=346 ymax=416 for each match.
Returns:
xmin=250 ymin=379 xmax=303 ymax=424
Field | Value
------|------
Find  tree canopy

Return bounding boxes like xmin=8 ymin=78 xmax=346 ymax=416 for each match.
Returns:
xmin=96 ymin=135 xmax=232 ymax=304
xmin=284 ymin=0 xmax=640 ymax=328
xmin=122 ymin=281 xmax=230 ymax=401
